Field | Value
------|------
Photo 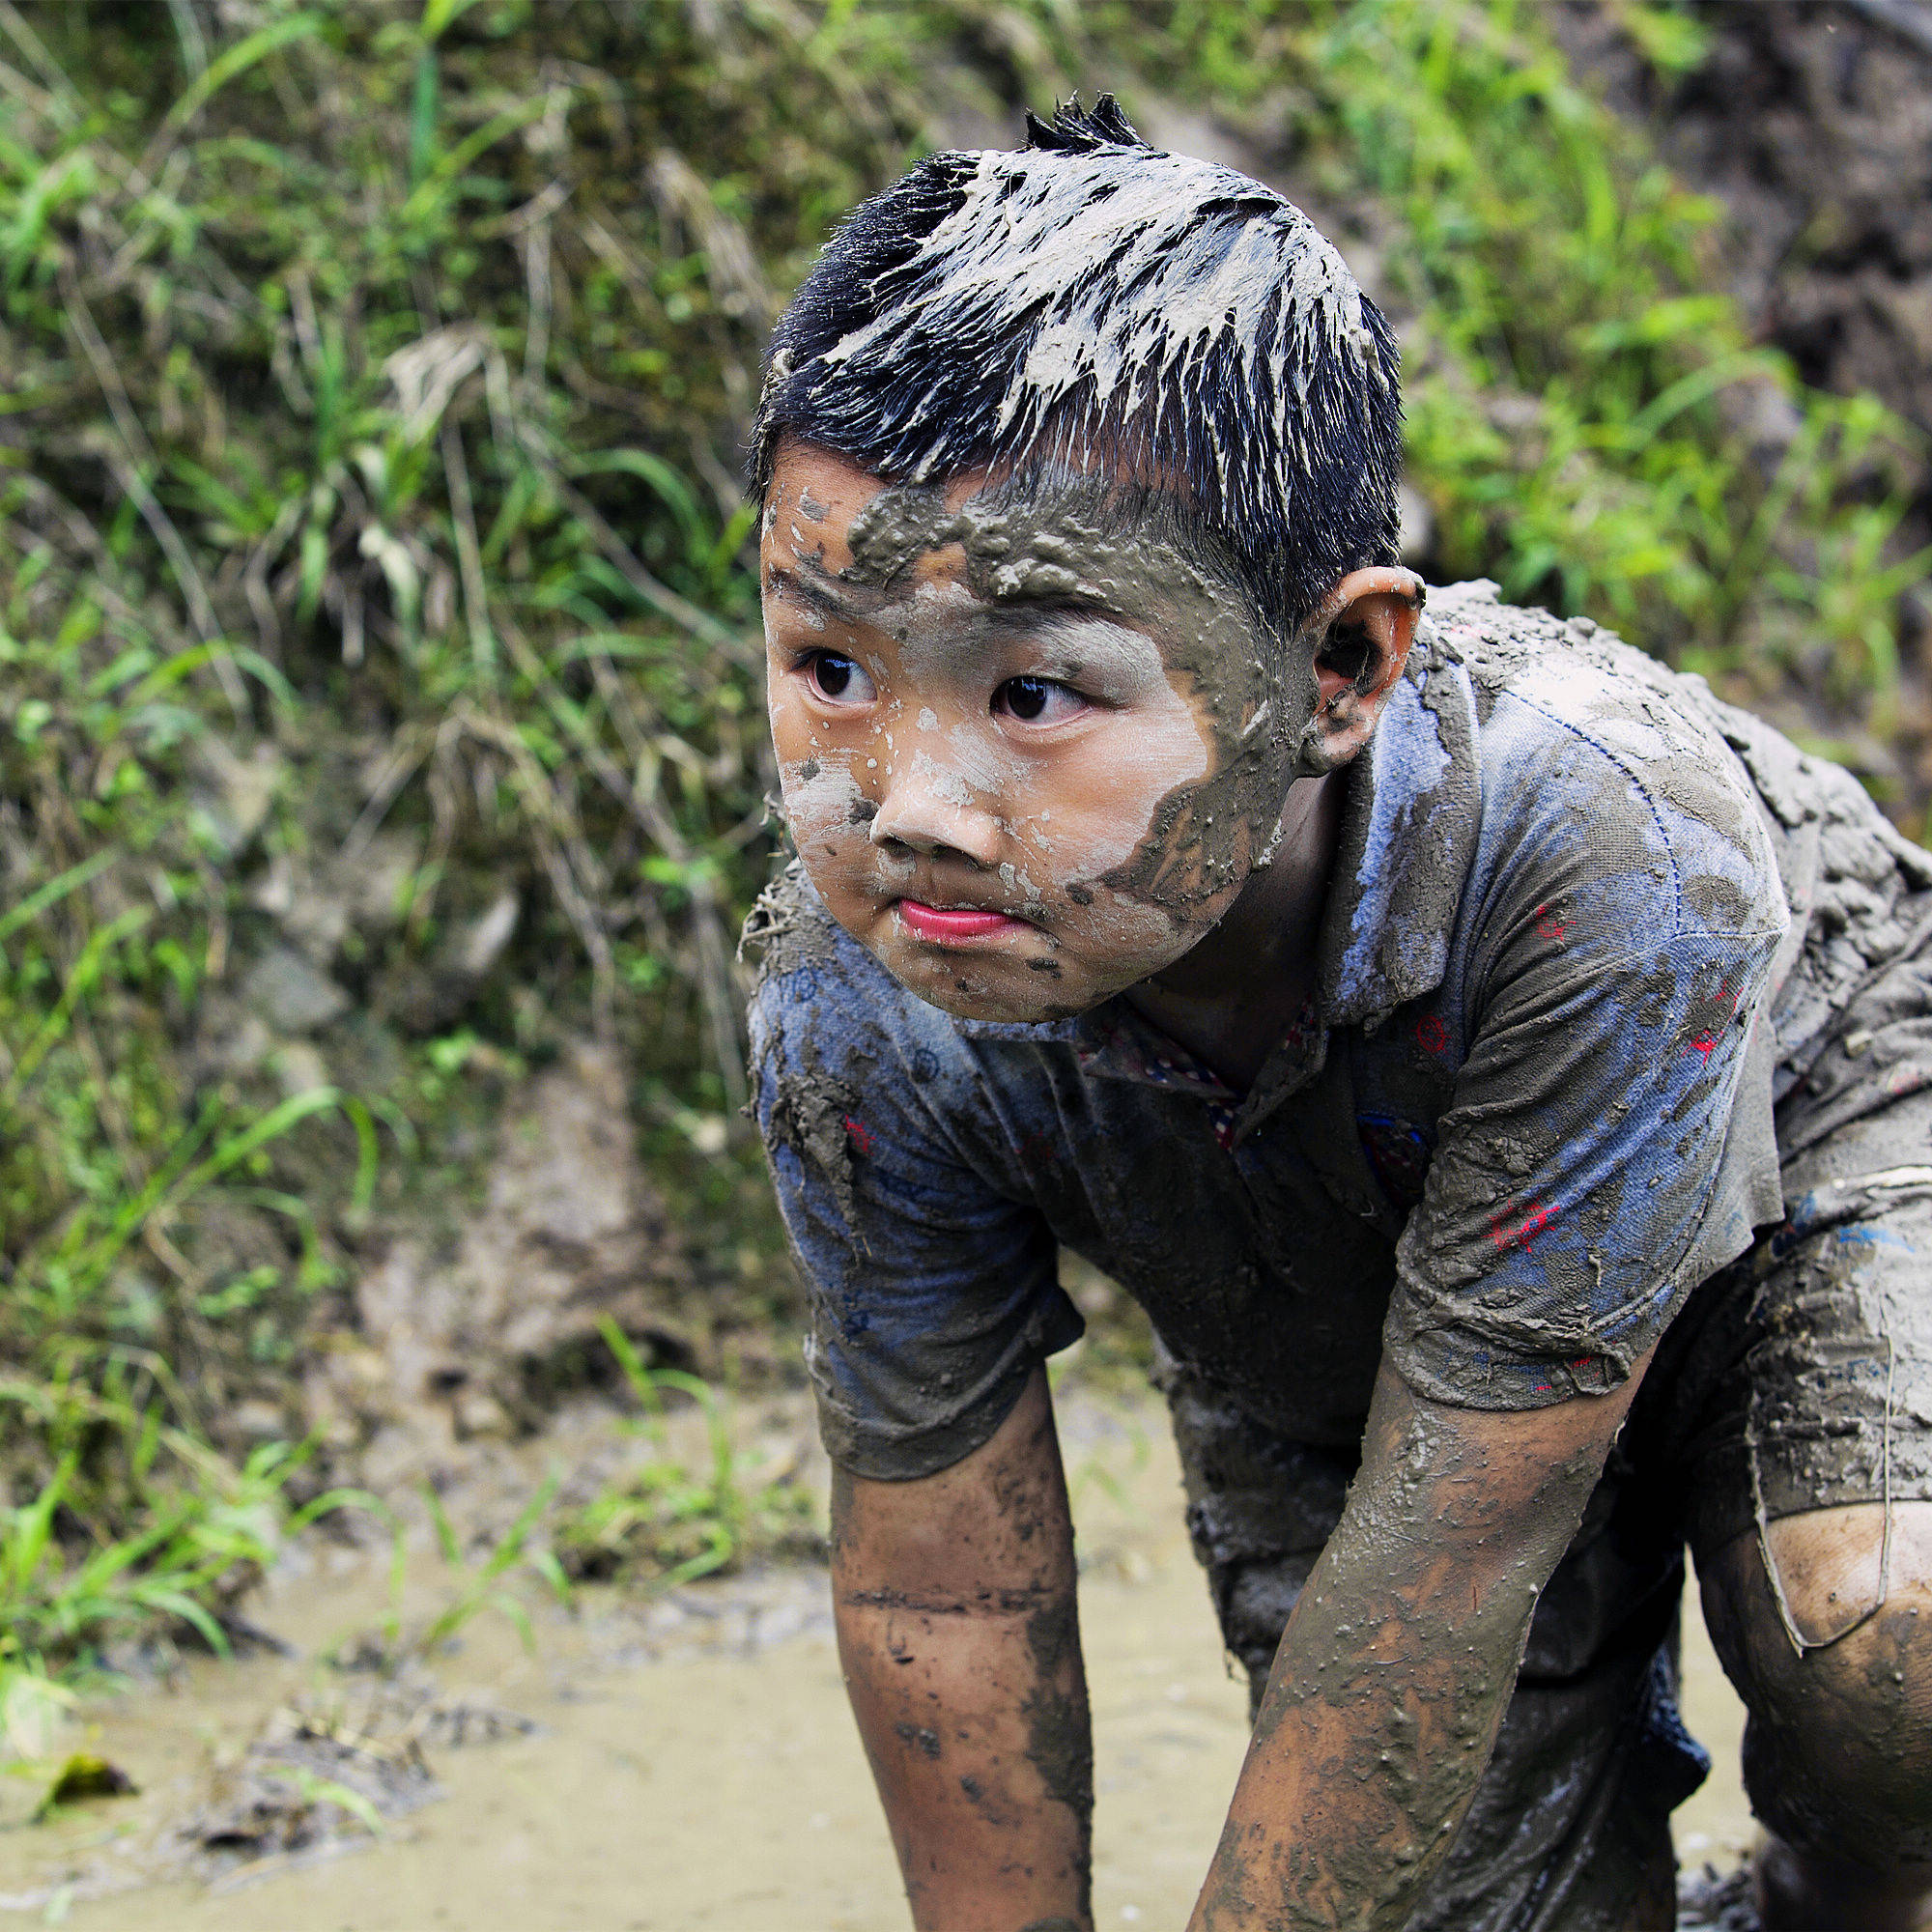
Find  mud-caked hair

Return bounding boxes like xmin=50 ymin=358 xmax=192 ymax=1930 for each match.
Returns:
xmin=752 ymin=97 xmax=1403 ymax=639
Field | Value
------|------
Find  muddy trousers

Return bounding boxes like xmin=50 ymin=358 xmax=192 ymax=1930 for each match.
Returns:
xmin=1160 ymin=1098 xmax=1932 ymax=1932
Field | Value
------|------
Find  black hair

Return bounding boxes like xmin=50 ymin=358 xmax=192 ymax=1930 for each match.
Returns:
xmin=751 ymin=97 xmax=1403 ymax=638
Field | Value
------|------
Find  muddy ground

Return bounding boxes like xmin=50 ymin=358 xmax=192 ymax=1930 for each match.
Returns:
xmin=0 ymin=1378 xmax=1756 ymax=1930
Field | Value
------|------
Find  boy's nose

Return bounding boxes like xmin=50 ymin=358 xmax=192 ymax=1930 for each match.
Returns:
xmin=869 ymin=763 xmax=1005 ymax=868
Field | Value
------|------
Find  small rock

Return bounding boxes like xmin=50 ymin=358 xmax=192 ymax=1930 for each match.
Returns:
xmin=229 ymin=1399 xmax=288 ymax=1441
xmin=190 ymin=739 xmax=282 ymax=860
xmin=270 ymin=1040 xmax=331 ymax=1098
xmin=34 ymin=1753 xmax=137 ymax=1822
xmin=247 ymin=853 xmax=348 ymax=962
xmin=456 ymin=891 xmax=518 ymax=977
xmin=242 ymin=947 xmax=350 ymax=1036
xmin=346 ymin=831 xmax=422 ymax=935
xmin=453 ymin=1390 xmax=514 ymax=1440
xmin=211 ymin=1011 xmax=275 ymax=1077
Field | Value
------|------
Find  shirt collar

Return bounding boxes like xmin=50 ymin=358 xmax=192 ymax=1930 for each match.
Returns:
xmin=1316 ymin=631 xmax=1482 ymax=1028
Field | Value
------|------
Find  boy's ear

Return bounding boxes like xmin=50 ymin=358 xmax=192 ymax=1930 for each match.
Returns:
xmin=1302 ymin=567 xmax=1426 ymax=769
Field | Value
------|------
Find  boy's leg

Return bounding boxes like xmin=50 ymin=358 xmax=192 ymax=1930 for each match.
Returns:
xmin=1699 ymin=1503 xmax=1932 ymax=1929
xmin=1160 ymin=1353 xmax=1699 ymax=1932
xmin=1687 ymin=1098 xmax=1932 ymax=1931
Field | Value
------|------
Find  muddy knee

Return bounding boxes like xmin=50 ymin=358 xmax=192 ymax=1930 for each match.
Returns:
xmin=1702 ymin=1503 xmax=1932 ymax=1871
xmin=1211 ymin=1555 xmax=1317 ymax=1719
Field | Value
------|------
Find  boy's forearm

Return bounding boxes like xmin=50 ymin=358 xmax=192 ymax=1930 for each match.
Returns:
xmin=1190 ymin=1357 xmax=1645 ymax=1932
xmin=1188 ymin=1512 xmax=1543 ymax=1930
xmin=832 ymin=1367 xmax=1093 ymax=1932
xmin=836 ymin=1583 xmax=1093 ymax=1932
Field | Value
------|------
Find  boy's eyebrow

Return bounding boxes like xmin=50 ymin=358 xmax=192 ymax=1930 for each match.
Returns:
xmin=764 ymin=563 xmax=883 ymax=623
xmin=765 ymin=562 xmax=1116 ymax=623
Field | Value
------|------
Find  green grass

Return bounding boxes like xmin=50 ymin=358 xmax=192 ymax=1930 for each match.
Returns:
xmin=552 ymin=1318 xmax=821 ymax=1587
xmin=0 ymin=0 xmax=1923 ymax=1698
xmin=0 ymin=1376 xmax=363 ymax=1723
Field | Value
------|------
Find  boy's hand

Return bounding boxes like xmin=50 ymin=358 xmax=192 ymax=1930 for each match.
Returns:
xmin=832 ymin=1365 xmax=1093 ymax=1932
xmin=1190 ymin=1349 xmax=1652 ymax=1932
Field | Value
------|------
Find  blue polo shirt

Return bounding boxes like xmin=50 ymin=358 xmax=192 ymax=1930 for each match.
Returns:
xmin=748 ymin=582 xmax=1795 ymax=1478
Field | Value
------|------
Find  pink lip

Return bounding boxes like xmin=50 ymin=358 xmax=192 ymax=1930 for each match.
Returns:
xmin=895 ymin=899 xmax=1025 ymax=943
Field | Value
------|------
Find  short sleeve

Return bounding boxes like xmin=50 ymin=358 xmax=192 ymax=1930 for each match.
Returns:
xmin=746 ymin=898 xmax=1081 ymax=1479
xmin=1382 ymin=702 xmax=1788 ymax=1408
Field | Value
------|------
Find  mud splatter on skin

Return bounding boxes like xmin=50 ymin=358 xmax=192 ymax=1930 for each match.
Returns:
xmin=824 ymin=1377 xmax=1094 ymax=1929
xmin=1019 ymin=1595 xmax=1094 ymax=1820
xmin=767 ymin=449 xmax=1308 ymax=1025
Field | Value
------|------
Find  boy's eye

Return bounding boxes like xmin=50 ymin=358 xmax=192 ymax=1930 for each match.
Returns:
xmin=804 ymin=651 xmax=875 ymax=704
xmin=993 ymin=676 xmax=1083 ymax=724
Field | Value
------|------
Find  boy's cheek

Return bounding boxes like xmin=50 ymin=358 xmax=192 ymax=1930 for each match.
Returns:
xmin=1080 ymin=875 xmax=1226 ymax=964
xmin=1014 ymin=725 xmax=1212 ymax=902
xmin=778 ymin=753 xmax=873 ymax=854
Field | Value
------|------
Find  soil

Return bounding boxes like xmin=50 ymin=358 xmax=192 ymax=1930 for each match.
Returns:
xmin=1560 ymin=1 xmax=1932 ymax=450
xmin=0 ymin=1380 xmax=1757 ymax=1930
xmin=1556 ymin=0 xmax=1932 ymax=638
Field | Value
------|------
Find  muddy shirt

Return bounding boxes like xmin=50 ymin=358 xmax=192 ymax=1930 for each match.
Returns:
xmin=748 ymin=582 xmax=1931 ymax=1480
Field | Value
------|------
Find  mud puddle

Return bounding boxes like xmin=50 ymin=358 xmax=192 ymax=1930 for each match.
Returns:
xmin=0 ymin=1384 xmax=1753 ymax=1929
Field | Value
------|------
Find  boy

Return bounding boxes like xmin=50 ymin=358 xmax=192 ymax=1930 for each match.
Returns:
xmin=744 ymin=100 xmax=1932 ymax=1932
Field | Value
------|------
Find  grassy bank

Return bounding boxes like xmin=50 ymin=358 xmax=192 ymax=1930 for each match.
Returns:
xmin=0 ymin=0 xmax=1923 ymax=1690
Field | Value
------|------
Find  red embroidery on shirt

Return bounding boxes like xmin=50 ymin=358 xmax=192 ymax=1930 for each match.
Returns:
xmin=1490 ymin=1201 xmax=1557 ymax=1253
xmin=1415 ymin=1013 xmax=1450 ymax=1056
xmin=1689 ymin=980 xmax=1743 ymax=1058
xmin=843 ymin=1116 xmax=874 ymax=1156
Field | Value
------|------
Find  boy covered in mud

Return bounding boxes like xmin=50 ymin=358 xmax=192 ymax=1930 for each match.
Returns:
xmin=743 ymin=100 xmax=1932 ymax=1932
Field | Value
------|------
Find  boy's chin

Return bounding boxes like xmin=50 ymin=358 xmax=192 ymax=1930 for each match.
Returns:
xmin=884 ymin=950 xmax=1104 ymax=1028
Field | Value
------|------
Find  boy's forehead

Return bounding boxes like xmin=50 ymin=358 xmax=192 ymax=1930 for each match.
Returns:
xmin=763 ymin=440 xmax=990 ymax=542
xmin=761 ymin=439 xmax=1218 ymax=622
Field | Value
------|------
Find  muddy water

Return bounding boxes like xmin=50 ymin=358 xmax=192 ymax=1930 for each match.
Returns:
xmin=0 ymin=1388 xmax=1753 ymax=1928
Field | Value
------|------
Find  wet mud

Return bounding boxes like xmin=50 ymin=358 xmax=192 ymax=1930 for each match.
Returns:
xmin=0 ymin=1385 xmax=1755 ymax=1930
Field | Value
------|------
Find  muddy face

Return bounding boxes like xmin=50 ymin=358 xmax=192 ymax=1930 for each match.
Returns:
xmin=761 ymin=441 xmax=1313 ymax=1024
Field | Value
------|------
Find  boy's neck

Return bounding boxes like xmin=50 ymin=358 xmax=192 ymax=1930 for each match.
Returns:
xmin=1122 ymin=772 xmax=1345 ymax=1094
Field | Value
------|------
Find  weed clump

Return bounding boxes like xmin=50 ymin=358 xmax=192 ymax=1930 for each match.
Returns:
xmin=554 ymin=1319 xmax=822 ymax=1587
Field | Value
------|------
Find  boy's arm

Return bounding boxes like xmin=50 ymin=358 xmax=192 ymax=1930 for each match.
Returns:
xmin=833 ymin=1364 xmax=1093 ymax=1932
xmin=1190 ymin=1348 xmax=1652 ymax=1932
